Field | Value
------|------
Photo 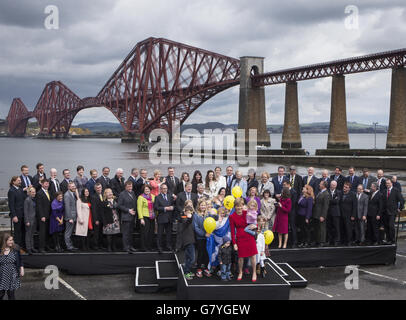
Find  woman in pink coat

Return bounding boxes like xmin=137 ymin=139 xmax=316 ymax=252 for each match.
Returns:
xmin=273 ymin=188 xmax=292 ymax=249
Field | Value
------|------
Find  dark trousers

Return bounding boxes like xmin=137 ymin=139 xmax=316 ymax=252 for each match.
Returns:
xmin=327 ymin=215 xmax=341 ymax=243
xmin=366 ymin=216 xmax=380 ymax=243
xmin=0 ymin=290 xmax=15 ymax=300
xmin=12 ymin=218 xmax=25 ymax=249
xmin=288 ymin=211 xmax=297 ymax=245
xmin=39 ymin=219 xmax=50 ymax=250
xmin=92 ymin=222 xmax=104 ymax=249
xmin=140 ymin=218 xmax=154 ymax=250
xmin=121 ymin=219 xmax=135 ymax=250
xmin=296 ymin=214 xmax=311 ymax=244
xmin=157 ymin=222 xmax=172 ymax=250
xmin=313 ymin=218 xmax=326 ymax=244
xmin=25 ymin=221 xmax=35 ymax=251
xmin=184 ymin=243 xmax=195 ymax=273
xmin=383 ymin=214 xmax=396 ymax=243
xmin=195 ymin=239 xmax=209 ymax=268
xmin=342 ymin=216 xmax=354 ymax=244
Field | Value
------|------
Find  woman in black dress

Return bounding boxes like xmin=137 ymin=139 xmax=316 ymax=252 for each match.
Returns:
xmin=191 ymin=170 xmax=203 ymax=194
xmin=0 ymin=234 xmax=24 ymax=300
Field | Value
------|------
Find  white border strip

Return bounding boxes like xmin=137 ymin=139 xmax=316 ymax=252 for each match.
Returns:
xmin=277 ymin=263 xmax=308 ymax=283
xmin=358 ymin=268 xmax=406 ymax=285
xmin=155 ymin=260 xmax=178 ymax=280
xmin=57 ymin=276 xmax=87 ymax=300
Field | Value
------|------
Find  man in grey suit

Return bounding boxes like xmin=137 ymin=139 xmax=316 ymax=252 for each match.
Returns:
xmin=356 ymin=184 xmax=369 ymax=244
xmin=360 ymin=168 xmax=377 ymax=195
xmin=312 ymin=180 xmax=330 ymax=246
xmin=64 ymin=182 xmax=78 ymax=251
xmin=118 ymin=181 xmax=137 ymax=253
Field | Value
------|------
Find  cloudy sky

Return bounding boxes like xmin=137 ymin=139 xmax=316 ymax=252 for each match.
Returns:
xmin=0 ymin=0 xmax=405 ymax=126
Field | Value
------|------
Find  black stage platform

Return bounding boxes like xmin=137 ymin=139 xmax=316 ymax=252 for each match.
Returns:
xmin=269 ymin=244 xmax=397 ymax=267
xmin=22 ymin=244 xmax=397 ymax=275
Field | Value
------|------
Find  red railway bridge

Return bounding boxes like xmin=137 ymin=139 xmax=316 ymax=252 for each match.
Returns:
xmin=5 ymin=37 xmax=406 ymax=149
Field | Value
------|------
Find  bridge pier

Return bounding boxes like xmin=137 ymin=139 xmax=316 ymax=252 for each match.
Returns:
xmin=121 ymin=133 xmax=148 ymax=144
xmin=327 ymin=75 xmax=350 ymax=149
xmin=282 ymin=81 xmax=302 ymax=149
xmin=387 ymin=66 xmax=406 ymax=149
xmin=238 ymin=57 xmax=270 ymax=147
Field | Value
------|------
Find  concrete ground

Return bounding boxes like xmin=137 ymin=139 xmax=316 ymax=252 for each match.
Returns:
xmin=15 ymin=238 xmax=406 ymax=300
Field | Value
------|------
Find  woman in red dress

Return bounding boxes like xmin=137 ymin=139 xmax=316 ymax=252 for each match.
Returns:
xmin=273 ymin=188 xmax=292 ymax=249
xmin=229 ymin=198 xmax=258 ymax=282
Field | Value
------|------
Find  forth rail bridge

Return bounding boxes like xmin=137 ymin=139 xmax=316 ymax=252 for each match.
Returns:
xmin=5 ymin=37 xmax=406 ymax=151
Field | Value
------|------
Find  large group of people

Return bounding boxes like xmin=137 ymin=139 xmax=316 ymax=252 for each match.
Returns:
xmin=5 ymin=163 xmax=405 ymax=283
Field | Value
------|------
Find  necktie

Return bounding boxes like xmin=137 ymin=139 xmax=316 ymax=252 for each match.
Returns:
xmin=307 ymin=177 xmax=311 ymax=185
xmin=279 ymin=177 xmax=282 ymax=184
xmin=387 ymin=189 xmax=390 ymax=198
xmin=45 ymin=190 xmax=50 ymax=201
xmin=363 ymin=178 xmax=367 ymax=189
xmin=290 ymin=176 xmax=294 ymax=186
xmin=261 ymin=184 xmax=264 ymax=192
xmin=187 ymin=193 xmax=190 ymax=200
xmin=99 ymin=194 xmax=103 ymax=201
xmin=351 ymin=176 xmax=354 ymax=184
xmin=172 ymin=177 xmax=175 ymax=185
xmin=24 ymin=176 xmax=29 ymax=187
xmin=164 ymin=194 xmax=167 ymax=202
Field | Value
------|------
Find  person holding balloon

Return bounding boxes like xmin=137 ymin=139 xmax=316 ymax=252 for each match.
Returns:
xmin=229 ymin=198 xmax=258 ymax=282
xmin=192 ymin=199 xmax=213 ymax=278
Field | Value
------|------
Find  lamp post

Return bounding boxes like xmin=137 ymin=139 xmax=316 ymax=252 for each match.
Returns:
xmin=373 ymin=122 xmax=378 ymax=149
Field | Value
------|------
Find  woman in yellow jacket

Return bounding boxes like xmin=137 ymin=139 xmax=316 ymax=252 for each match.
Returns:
xmin=137 ymin=185 xmax=155 ymax=251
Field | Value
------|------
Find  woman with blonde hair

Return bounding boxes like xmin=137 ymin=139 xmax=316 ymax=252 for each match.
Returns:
xmin=102 ymin=188 xmax=120 ymax=251
xmin=297 ymin=185 xmax=315 ymax=248
xmin=150 ymin=170 xmax=166 ymax=196
xmin=258 ymin=171 xmax=274 ymax=197
xmin=0 ymin=234 xmax=24 ymax=300
xmin=192 ymin=199 xmax=211 ymax=278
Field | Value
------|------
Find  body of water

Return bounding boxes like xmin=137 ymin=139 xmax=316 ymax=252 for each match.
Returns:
xmin=0 ymin=133 xmax=401 ymax=197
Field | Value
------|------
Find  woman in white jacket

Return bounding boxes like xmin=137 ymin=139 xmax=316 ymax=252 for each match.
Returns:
xmin=76 ymin=188 xmax=92 ymax=251
xmin=214 ymin=167 xmax=226 ymax=196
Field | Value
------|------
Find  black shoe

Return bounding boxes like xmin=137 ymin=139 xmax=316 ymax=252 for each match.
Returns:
xmin=127 ymin=250 xmax=135 ymax=254
xmin=39 ymin=248 xmax=46 ymax=253
xmin=291 ymin=244 xmax=297 ymax=249
xmin=31 ymin=248 xmax=39 ymax=253
xmin=27 ymin=250 xmax=33 ymax=255
xmin=129 ymin=247 xmax=137 ymax=253
xmin=158 ymin=248 xmax=163 ymax=254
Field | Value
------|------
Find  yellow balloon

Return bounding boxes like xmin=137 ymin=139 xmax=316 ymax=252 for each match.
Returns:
xmin=223 ymin=195 xmax=235 ymax=210
xmin=264 ymin=230 xmax=274 ymax=245
xmin=232 ymin=186 xmax=243 ymax=198
xmin=203 ymin=217 xmax=216 ymax=234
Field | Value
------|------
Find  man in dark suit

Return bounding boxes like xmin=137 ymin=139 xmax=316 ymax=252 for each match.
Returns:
xmin=175 ymin=183 xmax=198 ymax=251
xmin=126 ymin=168 xmax=139 ymax=192
xmin=90 ymin=183 xmax=105 ymax=250
xmin=367 ymin=183 xmax=383 ymax=245
xmin=382 ymin=179 xmax=405 ymax=244
xmin=111 ymin=168 xmax=125 ymax=198
xmin=8 ymin=176 xmax=26 ymax=249
xmin=48 ymin=168 xmax=61 ymax=201
xmin=224 ymin=166 xmax=235 ymax=196
xmin=360 ymin=168 xmax=377 ymax=195
xmin=303 ymin=167 xmax=319 ymax=194
xmin=330 ymin=166 xmax=345 ymax=191
xmin=20 ymin=165 xmax=33 ymax=195
xmin=154 ymin=184 xmax=176 ymax=252
xmin=32 ymin=163 xmax=46 ymax=191
xmin=283 ymin=180 xmax=298 ymax=247
xmin=60 ymin=169 xmax=72 ymax=194
xmin=312 ymin=180 xmax=330 ymax=246
xmin=96 ymin=167 xmax=111 ymax=191
xmin=165 ymin=167 xmax=179 ymax=195
xmin=318 ymin=170 xmax=331 ymax=191
xmin=287 ymin=166 xmax=303 ymax=196
xmin=134 ymin=169 xmax=149 ymax=197
xmin=35 ymin=179 xmax=52 ymax=252
xmin=376 ymin=169 xmax=387 ymax=193
xmin=85 ymin=169 xmax=98 ymax=196
xmin=117 ymin=181 xmax=137 ymax=253
xmin=272 ymin=166 xmax=289 ymax=197
xmin=391 ymin=176 xmax=402 ymax=192
xmin=327 ymin=180 xmax=342 ymax=246
xmin=346 ymin=167 xmax=361 ymax=192
xmin=340 ymin=182 xmax=358 ymax=245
